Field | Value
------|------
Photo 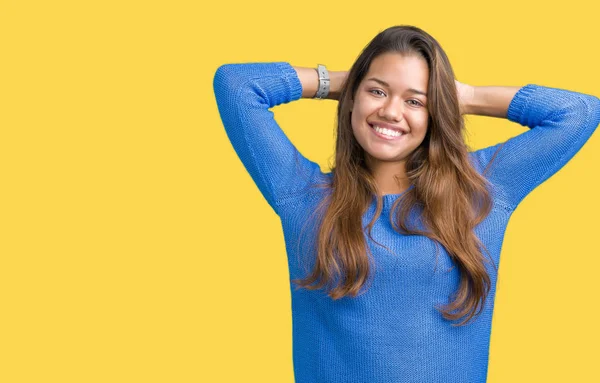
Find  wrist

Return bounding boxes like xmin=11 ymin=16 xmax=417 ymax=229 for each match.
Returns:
xmin=327 ymin=71 xmax=348 ymax=100
xmin=462 ymin=85 xmax=476 ymax=115
xmin=464 ymin=85 xmax=520 ymax=118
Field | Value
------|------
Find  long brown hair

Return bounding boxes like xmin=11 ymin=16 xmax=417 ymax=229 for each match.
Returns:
xmin=292 ymin=25 xmax=503 ymax=326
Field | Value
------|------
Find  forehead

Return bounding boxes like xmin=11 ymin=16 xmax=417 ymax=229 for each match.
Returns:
xmin=364 ymin=52 xmax=429 ymax=90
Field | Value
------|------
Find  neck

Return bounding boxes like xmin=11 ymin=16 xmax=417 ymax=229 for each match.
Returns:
xmin=366 ymin=157 xmax=411 ymax=195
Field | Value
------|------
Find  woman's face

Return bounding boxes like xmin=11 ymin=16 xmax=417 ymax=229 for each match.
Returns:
xmin=351 ymin=52 xmax=430 ymax=168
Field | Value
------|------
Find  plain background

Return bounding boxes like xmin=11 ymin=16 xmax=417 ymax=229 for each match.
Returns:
xmin=1 ymin=0 xmax=599 ymax=382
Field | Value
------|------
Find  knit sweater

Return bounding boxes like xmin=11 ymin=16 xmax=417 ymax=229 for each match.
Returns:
xmin=213 ymin=62 xmax=600 ymax=383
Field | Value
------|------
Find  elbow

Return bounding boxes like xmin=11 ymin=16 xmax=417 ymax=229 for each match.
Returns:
xmin=563 ymin=93 xmax=600 ymax=128
xmin=213 ymin=63 xmax=255 ymax=91
xmin=578 ymin=93 xmax=600 ymax=128
xmin=213 ymin=64 xmax=236 ymax=94
xmin=588 ymin=94 xmax=600 ymax=127
xmin=213 ymin=64 xmax=242 ymax=107
xmin=213 ymin=63 xmax=256 ymax=104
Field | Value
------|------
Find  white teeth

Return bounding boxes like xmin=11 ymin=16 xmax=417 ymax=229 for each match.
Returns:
xmin=372 ymin=125 xmax=402 ymax=137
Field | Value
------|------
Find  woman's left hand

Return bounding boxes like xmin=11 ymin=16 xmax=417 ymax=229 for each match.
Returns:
xmin=455 ymin=80 xmax=475 ymax=115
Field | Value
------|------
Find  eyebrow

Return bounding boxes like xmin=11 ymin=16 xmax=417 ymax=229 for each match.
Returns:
xmin=366 ymin=77 xmax=428 ymax=97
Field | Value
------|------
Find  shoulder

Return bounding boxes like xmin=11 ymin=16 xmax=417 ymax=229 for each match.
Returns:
xmin=468 ymin=144 xmax=505 ymax=176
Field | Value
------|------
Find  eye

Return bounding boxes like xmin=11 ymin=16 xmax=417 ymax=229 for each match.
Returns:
xmin=407 ymin=99 xmax=424 ymax=107
xmin=369 ymin=89 xmax=386 ymax=97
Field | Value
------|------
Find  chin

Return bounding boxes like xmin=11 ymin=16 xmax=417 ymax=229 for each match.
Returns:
xmin=365 ymin=149 xmax=408 ymax=163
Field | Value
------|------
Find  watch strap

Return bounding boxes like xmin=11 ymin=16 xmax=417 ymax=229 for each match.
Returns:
xmin=314 ymin=64 xmax=330 ymax=99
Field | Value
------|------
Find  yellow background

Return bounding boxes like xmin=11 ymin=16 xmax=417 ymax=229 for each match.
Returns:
xmin=1 ymin=0 xmax=599 ymax=382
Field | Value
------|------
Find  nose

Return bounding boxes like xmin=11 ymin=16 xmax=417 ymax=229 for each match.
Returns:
xmin=378 ymin=97 xmax=404 ymax=122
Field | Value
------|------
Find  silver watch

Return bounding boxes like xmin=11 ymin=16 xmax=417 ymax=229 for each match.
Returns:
xmin=314 ymin=64 xmax=330 ymax=99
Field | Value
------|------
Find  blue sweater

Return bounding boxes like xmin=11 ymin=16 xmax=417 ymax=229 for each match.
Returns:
xmin=213 ymin=62 xmax=600 ymax=383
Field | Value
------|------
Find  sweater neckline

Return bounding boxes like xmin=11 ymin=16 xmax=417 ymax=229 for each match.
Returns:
xmin=371 ymin=185 xmax=414 ymax=210
xmin=379 ymin=184 xmax=414 ymax=200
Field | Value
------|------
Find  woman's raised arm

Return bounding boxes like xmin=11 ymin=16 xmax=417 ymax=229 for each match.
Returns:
xmin=457 ymin=82 xmax=521 ymax=118
xmin=213 ymin=62 xmax=328 ymax=215
xmin=468 ymin=84 xmax=600 ymax=210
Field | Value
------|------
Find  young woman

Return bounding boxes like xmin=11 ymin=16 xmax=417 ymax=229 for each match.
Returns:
xmin=213 ymin=25 xmax=600 ymax=383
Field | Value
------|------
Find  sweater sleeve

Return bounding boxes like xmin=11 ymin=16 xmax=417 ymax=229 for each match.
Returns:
xmin=213 ymin=62 xmax=323 ymax=215
xmin=470 ymin=84 xmax=600 ymax=210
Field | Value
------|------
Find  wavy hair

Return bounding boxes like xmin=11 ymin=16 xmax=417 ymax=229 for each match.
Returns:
xmin=292 ymin=25 xmax=503 ymax=326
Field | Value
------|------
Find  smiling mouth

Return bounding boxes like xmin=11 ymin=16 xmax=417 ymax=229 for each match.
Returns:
xmin=369 ymin=124 xmax=405 ymax=139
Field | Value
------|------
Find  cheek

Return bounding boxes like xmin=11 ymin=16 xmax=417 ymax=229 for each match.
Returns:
xmin=410 ymin=114 xmax=429 ymax=136
xmin=351 ymin=101 xmax=373 ymax=126
xmin=350 ymin=105 xmax=363 ymax=131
